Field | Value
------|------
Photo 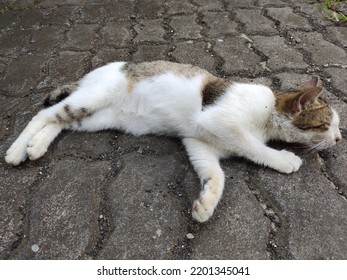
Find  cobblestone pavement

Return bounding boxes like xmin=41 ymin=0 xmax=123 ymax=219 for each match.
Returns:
xmin=1 ymin=0 xmax=347 ymax=260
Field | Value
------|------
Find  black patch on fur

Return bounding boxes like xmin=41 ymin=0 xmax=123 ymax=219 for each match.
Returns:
xmin=43 ymin=90 xmax=71 ymax=107
xmin=202 ymin=78 xmax=231 ymax=107
xmin=64 ymin=104 xmax=75 ymax=121
xmin=55 ymin=113 xmax=63 ymax=123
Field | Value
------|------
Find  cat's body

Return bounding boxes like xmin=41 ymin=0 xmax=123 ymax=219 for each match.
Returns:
xmin=5 ymin=61 xmax=342 ymax=222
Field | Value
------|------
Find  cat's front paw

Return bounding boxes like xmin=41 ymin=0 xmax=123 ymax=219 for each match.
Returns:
xmin=271 ymin=150 xmax=302 ymax=174
xmin=192 ymin=193 xmax=218 ymax=223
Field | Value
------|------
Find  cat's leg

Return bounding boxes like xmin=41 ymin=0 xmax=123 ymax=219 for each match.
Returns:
xmin=26 ymin=123 xmax=62 ymax=160
xmin=234 ymin=132 xmax=302 ymax=174
xmin=5 ymin=107 xmax=62 ymax=165
xmin=5 ymin=96 xmax=116 ymax=165
xmin=182 ymin=137 xmax=225 ymax=223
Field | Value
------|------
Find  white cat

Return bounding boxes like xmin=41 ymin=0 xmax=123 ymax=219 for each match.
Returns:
xmin=5 ymin=61 xmax=342 ymax=222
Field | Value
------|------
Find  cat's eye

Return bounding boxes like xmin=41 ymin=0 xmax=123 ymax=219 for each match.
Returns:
xmin=297 ymin=123 xmax=329 ymax=131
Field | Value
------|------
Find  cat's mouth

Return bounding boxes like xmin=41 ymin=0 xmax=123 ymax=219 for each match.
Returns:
xmin=307 ymin=140 xmax=333 ymax=151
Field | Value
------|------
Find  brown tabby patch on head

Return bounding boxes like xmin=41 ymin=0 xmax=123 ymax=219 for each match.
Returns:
xmin=275 ymin=89 xmax=333 ymax=132
xmin=122 ymin=61 xmax=210 ymax=92
xmin=292 ymin=99 xmax=332 ymax=131
xmin=201 ymin=77 xmax=232 ymax=107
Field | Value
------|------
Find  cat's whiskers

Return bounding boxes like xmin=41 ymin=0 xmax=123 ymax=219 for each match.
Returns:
xmin=298 ymin=140 xmax=328 ymax=155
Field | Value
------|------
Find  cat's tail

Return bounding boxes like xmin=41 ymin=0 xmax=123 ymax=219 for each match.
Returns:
xmin=43 ymin=82 xmax=79 ymax=107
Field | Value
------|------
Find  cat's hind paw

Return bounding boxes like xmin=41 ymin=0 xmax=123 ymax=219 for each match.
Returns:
xmin=5 ymin=143 xmax=28 ymax=166
xmin=26 ymin=135 xmax=49 ymax=161
xmin=272 ymin=150 xmax=302 ymax=174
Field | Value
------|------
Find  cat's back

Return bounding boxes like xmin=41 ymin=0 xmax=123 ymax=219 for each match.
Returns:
xmin=123 ymin=60 xmax=211 ymax=82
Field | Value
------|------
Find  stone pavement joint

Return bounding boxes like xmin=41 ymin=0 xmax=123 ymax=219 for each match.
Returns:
xmin=0 ymin=0 xmax=347 ymax=260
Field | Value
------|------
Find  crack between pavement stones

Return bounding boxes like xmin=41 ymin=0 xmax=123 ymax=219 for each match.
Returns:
xmin=317 ymin=152 xmax=347 ymax=201
xmin=85 ymin=141 xmax=124 ymax=259
xmin=291 ymin=5 xmax=326 ymax=33
xmin=169 ymin=163 xmax=201 ymax=260
xmin=85 ymin=180 xmax=113 ymax=259
xmin=6 ymin=162 xmax=51 ymax=259
xmin=245 ymin=167 xmax=294 ymax=260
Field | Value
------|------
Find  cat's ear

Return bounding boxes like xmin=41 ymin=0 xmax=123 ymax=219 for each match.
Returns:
xmin=291 ymin=86 xmax=323 ymax=114
xmin=277 ymin=86 xmax=323 ymax=116
xmin=300 ymin=76 xmax=319 ymax=90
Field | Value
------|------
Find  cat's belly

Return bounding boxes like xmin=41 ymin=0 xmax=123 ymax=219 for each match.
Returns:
xmin=112 ymin=106 xmax=196 ymax=137
xmin=112 ymin=74 xmax=204 ymax=137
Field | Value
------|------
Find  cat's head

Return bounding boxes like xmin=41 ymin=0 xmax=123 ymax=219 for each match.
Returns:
xmin=275 ymin=77 xmax=342 ymax=150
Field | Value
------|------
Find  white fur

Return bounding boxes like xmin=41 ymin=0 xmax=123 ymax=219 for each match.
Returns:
xmin=5 ymin=61 xmax=340 ymax=222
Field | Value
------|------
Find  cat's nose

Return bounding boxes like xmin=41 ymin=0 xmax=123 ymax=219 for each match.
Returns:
xmin=335 ymin=130 xmax=342 ymax=142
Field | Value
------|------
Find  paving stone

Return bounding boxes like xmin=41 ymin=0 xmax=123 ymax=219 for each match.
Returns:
xmin=79 ymin=4 xmax=107 ymax=23
xmin=275 ymin=72 xmax=312 ymax=91
xmin=0 ymin=10 xmax=20 ymax=29
xmin=97 ymin=150 xmax=187 ymax=259
xmin=320 ymin=140 xmax=347 ymax=198
xmin=259 ymin=0 xmax=287 ymax=5
xmin=16 ymin=9 xmax=46 ymax=28
xmin=323 ymin=68 xmax=347 ymax=98
xmin=0 ymin=162 xmax=38 ymax=259
xmin=35 ymin=0 xmax=83 ymax=8
xmin=235 ymin=9 xmax=278 ymax=35
xmin=56 ymin=131 xmax=114 ymax=159
xmin=170 ymin=15 xmax=203 ymax=40
xmin=0 ymin=28 xmax=32 ymax=56
xmin=257 ymin=153 xmax=347 ymax=259
xmin=43 ymin=6 xmax=79 ymax=26
xmin=11 ymin=159 xmax=111 ymax=259
xmin=214 ymin=36 xmax=262 ymax=75
xmin=172 ymin=41 xmax=215 ymax=73
xmin=202 ymin=11 xmax=238 ymax=37
xmin=136 ymin=0 xmax=165 ymax=19
xmin=91 ymin=48 xmax=130 ymax=68
xmin=0 ymin=0 xmax=35 ymax=9
xmin=266 ymin=7 xmax=311 ymax=30
xmin=165 ymin=0 xmax=196 ymax=15
xmin=63 ymin=24 xmax=99 ymax=50
xmin=293 ymin=32 xmax=347 ymax=66
xmin=225 ymin=0 xmax=257 ymax=8
xmin=325 ymin=26 xmax=347 ymax=49
xmin=100 ymin=22 xmax=132 ymax=47
xmin=80 ymin=1 xmax=134 ymax=23
xmin=28 ymin=26 xmax=65 ymax=53
xmin=193 ymin=0 xmax=224 ymax=11
xmin=189 ymin=162 xmax=270 ymax=259
xmin=39 ymin=51 xmax=90 ymax=89
xmin=113 ymin=134 xmax=185 ymax=158
xmin=102 ymin=1 xmax=135 ymax=21
xmin=133 ymin=44 xmax=168 ymax=62
xmin=0 ymin=54 xmax=47 ymax=95
xmin=297 ymin=3 xmax=333 ymax=27
xmin=253 ymin=36 xmax=308 ymax=71
xmin=134 ymin=19 xmax=166 ymax=43
xmin=0 ymin=94 xmax=32 ymax=142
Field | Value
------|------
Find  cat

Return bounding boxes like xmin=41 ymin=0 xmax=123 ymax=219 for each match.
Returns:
xmin=5 ymin=61 xmax=342 ymax=222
